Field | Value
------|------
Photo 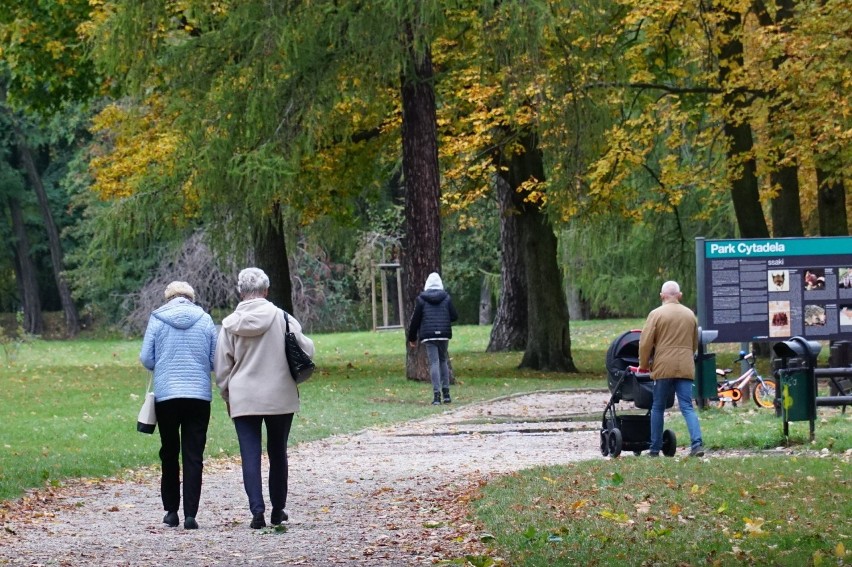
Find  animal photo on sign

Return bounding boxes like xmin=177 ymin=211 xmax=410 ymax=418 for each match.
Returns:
xmin=767 ymin=270 xmax=789 ymax=292
xmin=804 ymin=304 xmax=826 ymax=327
xmin=839 ymin=268 xmax=852 ymax=290
xmin=840 ymin=305 xmax=852 ymax=327
xmin=803 ymin=269 xmax=826 ymax=291
xmin=768 ymin=301 xmax=791 ymax=337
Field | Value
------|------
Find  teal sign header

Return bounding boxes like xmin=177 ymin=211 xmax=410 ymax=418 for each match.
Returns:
xmin=705 ymin=237 xmax=852 ymax=258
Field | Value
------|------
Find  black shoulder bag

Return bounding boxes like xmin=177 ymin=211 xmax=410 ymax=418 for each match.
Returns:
xmin=283 ymin=311 xmax=315 ymax=384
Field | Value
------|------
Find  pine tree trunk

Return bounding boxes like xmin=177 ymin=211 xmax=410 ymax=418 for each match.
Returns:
xmin=13 ymin=127 xmax=80 ymax=336
xmin=716 ymin=5 xmax=769 ymax=239
xmin=8 ymin=195 xmax=44 ymax=334
xmin=817 ymin=172 xmax=848 ymax=236
xmin=253 ymin=203 xmax=293 ymax=313
xmin=487 ymin=175 xmax=527 ymax=352
xmin=399 ymin=30 xmax=444 ymax=382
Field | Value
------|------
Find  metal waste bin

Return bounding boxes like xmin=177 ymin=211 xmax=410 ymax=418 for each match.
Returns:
xmin=694 ymin=328 xmax=718 ymax=406
xmin=772 ymin=337 xmax=822 ymax=440
xmin=779 ymin=364 xmax=815 ymax=422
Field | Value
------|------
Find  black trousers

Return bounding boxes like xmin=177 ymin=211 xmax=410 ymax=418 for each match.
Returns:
xmin=156 ymin=398 xmax=211 ymax=518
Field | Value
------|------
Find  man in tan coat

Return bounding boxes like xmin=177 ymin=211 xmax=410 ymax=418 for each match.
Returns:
xmin=638 ymin=281 xmax=705 ymax=457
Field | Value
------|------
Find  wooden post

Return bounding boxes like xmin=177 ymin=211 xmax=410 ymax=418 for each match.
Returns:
xmin=396 ymin=267 xmax=405 ymax=329
xmin=381 ymin=268 xmax=389 ymax=327
xmin=371 ymin=265 xmax=377 ymax=331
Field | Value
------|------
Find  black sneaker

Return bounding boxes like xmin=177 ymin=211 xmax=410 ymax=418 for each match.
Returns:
xmin=690 ymin=444 xmax=706 ymax=457
xmin=250 ymin=513 xmax=266 ymax=529
xmin=432 ymin=392 xmax=441 ymax=405
xmin=647 ymin=452 xmax=660 ymax=458
xmin=270 ymin=509 xmax=288 ymax=525
xmin=184 ymin=516 xmax=198 ymax=530
xmin=442 ymin=388 xmax=451 ymax=404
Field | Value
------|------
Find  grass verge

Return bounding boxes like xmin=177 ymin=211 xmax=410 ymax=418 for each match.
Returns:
xmin=472 ymin=456 xmax=851 ymax=566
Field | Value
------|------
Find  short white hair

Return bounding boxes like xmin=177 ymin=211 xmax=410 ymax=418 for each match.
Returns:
xmin=237 ymin=267 xmax=270 ymax=297
xmin=661 ymin=280 xmax=681 ymax=297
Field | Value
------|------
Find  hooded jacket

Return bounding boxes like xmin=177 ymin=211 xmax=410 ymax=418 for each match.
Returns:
xmin=407 ymin=273 xmax=458 ymax=342
xmin=139 ymin=297 xmax=216 ymax=402
xmin=638 ymin=301 xmax=698 ymax=380
xmin=214 ymin=298 xmax=314 ymax=418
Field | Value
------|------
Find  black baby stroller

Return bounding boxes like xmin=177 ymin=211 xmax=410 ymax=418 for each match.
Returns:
xmin=600 ymin=329 xmax=677 ymax=457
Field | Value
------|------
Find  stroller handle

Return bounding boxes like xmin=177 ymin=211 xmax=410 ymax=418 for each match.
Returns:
xmin=626 ymin=366 xmax=651 ymax=380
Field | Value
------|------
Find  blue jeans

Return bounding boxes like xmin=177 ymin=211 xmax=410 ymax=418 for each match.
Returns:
xmin=650 ymin=379 xmax=703 ymax=453
xmin=424 ymin=340 xmax=450 ymax=392
xmin=233 ymin=414 xmax=294 ymax=516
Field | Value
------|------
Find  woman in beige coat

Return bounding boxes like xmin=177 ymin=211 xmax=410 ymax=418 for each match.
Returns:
xmin=215 ymin=268 xmax=314 ymax=529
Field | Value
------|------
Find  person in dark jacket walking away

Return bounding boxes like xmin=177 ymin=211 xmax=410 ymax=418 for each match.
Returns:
xmin=407 ymin=272 xmax=459 ymax=405
xmin=140 ymin=281 xmax=217 ymax=530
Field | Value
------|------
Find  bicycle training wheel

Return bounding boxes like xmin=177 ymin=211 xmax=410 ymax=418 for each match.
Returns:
xmin=752 ymin=379 xmax=777 ymax=409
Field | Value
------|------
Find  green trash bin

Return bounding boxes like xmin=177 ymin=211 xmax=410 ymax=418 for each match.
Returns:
xmin=693 ymin=353 xmax=718 ymax=400
xmin=780 ymin=368 xmax=815 ymax=422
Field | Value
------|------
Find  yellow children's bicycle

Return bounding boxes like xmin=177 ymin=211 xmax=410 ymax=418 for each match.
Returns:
xmin=715 ymin=351 xmax=778 ymax=409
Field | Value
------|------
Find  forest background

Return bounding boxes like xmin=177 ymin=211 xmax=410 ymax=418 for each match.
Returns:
xmin=0 ymin=0 xmax=849 ymax=374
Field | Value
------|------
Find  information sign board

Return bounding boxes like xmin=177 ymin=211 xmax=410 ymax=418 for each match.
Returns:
xmin=695 ymin=237 xmax=852 ymax=343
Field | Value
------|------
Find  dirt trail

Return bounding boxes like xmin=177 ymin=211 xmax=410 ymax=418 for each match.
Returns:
xmin=0 ymin=391 xmax=608 ymax=566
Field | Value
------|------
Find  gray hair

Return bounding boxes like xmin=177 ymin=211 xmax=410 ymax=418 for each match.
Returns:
xmin=237 ymin=267 xmax=270 ymax=298
xmin=660 ymin=280 xmax=681 ymax=297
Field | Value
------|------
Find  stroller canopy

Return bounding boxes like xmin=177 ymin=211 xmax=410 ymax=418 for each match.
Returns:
xmin=606 ymin=329 xmax=642 ymax=400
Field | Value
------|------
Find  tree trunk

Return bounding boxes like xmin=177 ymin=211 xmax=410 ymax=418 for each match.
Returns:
xmin=478 ymin=274 xmax=492 ymax=325
xmin=8 ymin=195 xmax=44 ymax=334
xmin=253 ymin=202 xmax=293 ymax=313
xmin=499 ymin=133 xmax=577 ymax=372
xmin=767 ymin=0 xmax=803 ymax=238
xmin=817 ymin=172 xmax=848 ymax=236
xmin=399 ymin=30 xmax=444 ymax=382
xmin=769 ymin=164 xmax=803 ymax=236
xmin=716 ymin=5 xmax=769 ymax=239
xmin=12 ymin=125 xmax=80 ymax=336
xmin=487 ymin=174 xmax=528 ymax=352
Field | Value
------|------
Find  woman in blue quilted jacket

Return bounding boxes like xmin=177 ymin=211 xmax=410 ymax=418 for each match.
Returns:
xmin=140 ymin=281 xmax=217 ymax=530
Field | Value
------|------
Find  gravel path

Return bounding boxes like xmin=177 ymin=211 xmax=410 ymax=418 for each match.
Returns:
xmin=0 ymin=391 xmax=608 ymax=566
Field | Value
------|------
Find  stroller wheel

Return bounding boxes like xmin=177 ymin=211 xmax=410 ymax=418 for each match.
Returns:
xmin=600 ymin=430 xmax=610 ymax=456
xmin=662 ymin=429 xmax=677 ymax=457
xmin=633 ymin=451 xmax=642 ymax=456
xmin=608 ymin=428 xmax=623 ymax=458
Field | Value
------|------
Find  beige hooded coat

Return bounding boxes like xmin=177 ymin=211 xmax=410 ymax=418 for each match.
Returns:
xmin=638 ymin=301 xmax=698 ymax=380
xmin=214 ymin=298 xmax=314 ymax=418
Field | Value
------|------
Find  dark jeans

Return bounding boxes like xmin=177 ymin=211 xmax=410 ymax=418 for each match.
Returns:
xmin=156 ymin=398 xmax=211 ymax=518
xmin=233 ymin=414 xmax=294 ymax=516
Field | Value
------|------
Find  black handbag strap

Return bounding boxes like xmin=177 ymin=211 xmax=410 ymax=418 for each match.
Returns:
xmin=282 ymin=310 xmax=291 ymax=334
